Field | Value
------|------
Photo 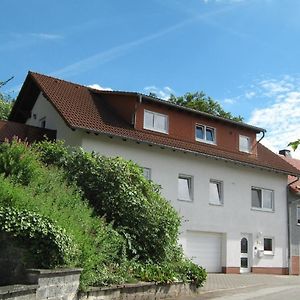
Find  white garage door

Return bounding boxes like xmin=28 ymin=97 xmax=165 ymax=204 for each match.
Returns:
xmin=185 ymin=231 xmax=222 ymax=273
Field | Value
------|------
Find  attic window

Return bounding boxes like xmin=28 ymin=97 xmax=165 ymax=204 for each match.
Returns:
xmin=143 ymin=110 xmax=168 ymax=134
xmin=40 ymin=117 xmax=46 ymax=128
xmin=239 ymin=135 xmax=251 ymax=153
xmin=195 ymin=125 xmax=216 ymax=144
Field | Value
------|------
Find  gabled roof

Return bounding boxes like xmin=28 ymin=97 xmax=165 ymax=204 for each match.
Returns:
xmin=280 ymin=155 xmax=300 ymax=194
xmin=10 ymin=71 xmax=300 ymax=177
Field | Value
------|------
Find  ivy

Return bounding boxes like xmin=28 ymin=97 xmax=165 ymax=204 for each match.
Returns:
xmin=0 ymin=206 xmax=77 ymax=267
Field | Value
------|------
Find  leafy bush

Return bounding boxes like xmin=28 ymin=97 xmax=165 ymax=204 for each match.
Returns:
xmin=0 ymin=206 xmax=76 ymax=267
xmin=35 ymin=140 xmax=181 ymax=263
xmin=0 ymin=139 xmax=40 ymax=185
xmin=0 ymin=140 xmax=127 ymax=289
xmin=0 ymin=139 xmax=207 ymax=288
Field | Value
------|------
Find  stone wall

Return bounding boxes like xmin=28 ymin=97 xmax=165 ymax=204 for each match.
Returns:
xmin=79 ymin=282 xmax=198 ymax=300
xmin=26 ymin=269 xmax=82 ymax=300
xmin=0 ymin=269 xmax=198 ymax=300
xmin=0 ymin=233 xmax=27 ymax=285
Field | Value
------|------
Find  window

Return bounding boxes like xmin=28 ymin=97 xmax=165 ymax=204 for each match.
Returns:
xmin=239 ymin=135 xmax=251 ymax=153
xmin=178 ymin=175 xmax=193 ymax=201
xmin=39 ymin=117 xmax=46 ymax=128
xmin=144 ymin=110 xmax=168 ymax=134
xmin=264 ymin=237 xmax=274 ymax=255
xmin=195 ymin=125 xmax=216 ymax=144
xmin=297 ymin=206 xmax=300 ymax=225
xmin=209 ymin=180 xmax=223 ymax=205
xmin=142 ymin=167 xmax=151 ymax=180
xmin=251 ymin=187 xmax=274 ymax=211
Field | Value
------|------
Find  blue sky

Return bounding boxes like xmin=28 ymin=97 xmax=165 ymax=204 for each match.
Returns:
xmin=1 ymin=0 xmax=300 ymax=157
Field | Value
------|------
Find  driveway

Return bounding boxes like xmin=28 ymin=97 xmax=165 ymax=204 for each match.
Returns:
xmin=171 ymin=274 xmax=300 ymax=299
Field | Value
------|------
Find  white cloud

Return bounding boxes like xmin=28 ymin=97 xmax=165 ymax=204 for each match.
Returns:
xmin=258 ymin=79 xmax=295 ymax=98
xmin=143 ymin=86 xmax=175 ymax=100
xmin=88 ymin=84 xmax=113 ymax=91
xmin=224 ymin=98 xmax=236 ymax=104
xmin=29 ymin=33 xmax=63 ymax=40
xmin=245 ymin=91 xmax=256 ymax=99
xmin=249 ymin=89 xmax=300 ymax=159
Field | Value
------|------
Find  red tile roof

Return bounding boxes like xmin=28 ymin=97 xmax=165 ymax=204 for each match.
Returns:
xmin=10 ymin=71 xmax=300 ymax=177
xmin=280 ymin=155 xmax=300 ymax=193
xmin=0 ymin=120 xmax=56 ymax=143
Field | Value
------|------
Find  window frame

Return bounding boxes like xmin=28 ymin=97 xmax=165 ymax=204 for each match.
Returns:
xmin=239 ymin=135 xmax=251 ymax=153
xmin=142 ymin=167 xmax=151 ymax=180
xmin=263 ymin=237 xmax=274 ymax=255
xmin=251 ymin=187 xmax=274 ymax=212
xmin=178 ymin=174 xmax=193 ymax=202
xmin=195 ymin=124 xmax=217 ymax=145
xmin=143 ymin=109 xmax=168 ymax=134
xmin=39 ymin=117 xmax=46 ymax=128
xmin=297 ymin=206 xmax=300 ymax=225
xmin=209 ymin=179 xmax=224 ymax=206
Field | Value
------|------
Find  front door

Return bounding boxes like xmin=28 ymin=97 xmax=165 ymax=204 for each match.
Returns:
xmin=240 ymin=235 xmax=250 ymax=273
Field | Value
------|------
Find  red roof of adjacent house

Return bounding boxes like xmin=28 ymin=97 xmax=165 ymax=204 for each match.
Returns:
xmin=9 ymin=71 xmax=300 ymax=177
xmin=280 ymin=155 xmax=300 ymax=193
xmin=0 ymin=120 xmax=56 ymax=143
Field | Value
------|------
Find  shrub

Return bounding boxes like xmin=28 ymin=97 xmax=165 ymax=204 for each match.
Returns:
xmin=0 ymin=140 xmax=127 ymax=289
xmin=35 ymin=141 xmax=181 ymax=263
xmin=0 ymin=206 xmax=76 ymax=268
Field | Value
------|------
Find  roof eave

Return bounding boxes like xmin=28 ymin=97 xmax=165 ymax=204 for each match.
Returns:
xmin=71 ymin=124 xmax=296 ymax=177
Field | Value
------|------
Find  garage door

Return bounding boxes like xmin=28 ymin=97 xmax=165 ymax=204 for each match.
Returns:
xmin=185 ymin=231 xmax=222 ymax=272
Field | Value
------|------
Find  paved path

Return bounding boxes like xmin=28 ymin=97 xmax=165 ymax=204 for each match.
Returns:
xmin=170 ymin=274 xmax=300 ymax=299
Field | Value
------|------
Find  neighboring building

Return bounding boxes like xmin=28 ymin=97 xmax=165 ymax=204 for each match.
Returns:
xmin=279 ymin=150 xmax=300 ymax=275
xmin=0 ymin=119 xmax=55 ymax=143
xmin=8 ymin=71 xmax=300 ymax=275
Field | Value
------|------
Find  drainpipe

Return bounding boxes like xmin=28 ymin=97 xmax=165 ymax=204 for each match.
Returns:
xmin=251 ymin=130 xmax=265 ymax=152
xmin=287 ymin=176 xmax=300 ymax=274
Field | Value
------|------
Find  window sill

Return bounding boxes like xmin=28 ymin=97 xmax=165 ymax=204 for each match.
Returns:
xmin=177 ymin=198 xmax=193 ymax=203
xmin=251 ymin=208 xmax=274 ymax=213
xmin=195 ymin=138 xmax=217 ymax=146
xmin=263 ymin=251 xmax=274 ymax=256
xmin=143 ymin=126 xmax=168 ymax=135
xmin=209 ymin=203 xmax=223 ymax=207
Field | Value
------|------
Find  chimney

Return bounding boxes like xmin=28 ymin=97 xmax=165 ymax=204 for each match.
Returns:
xmin=279 ymin=149 xmax=292 ymax=157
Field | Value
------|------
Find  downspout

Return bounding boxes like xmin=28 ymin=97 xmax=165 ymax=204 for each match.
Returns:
xmin=251 ymin=130 xmax=265 ymax=151
xmin=287 ymin=176 xmax=300 ymax=274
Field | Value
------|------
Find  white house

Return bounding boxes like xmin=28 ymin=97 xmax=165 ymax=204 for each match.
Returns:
xmin=9 ymin=71 xmax=300 ymax=275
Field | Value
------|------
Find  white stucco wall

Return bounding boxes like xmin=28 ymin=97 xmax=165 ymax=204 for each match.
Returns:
xmin=81 ymin=133 xmax=288 ymax=269
xmin=25 ymin=94 xmax=289 ymax=270
xmin=26 ymin=93 xmax=83 ymax=147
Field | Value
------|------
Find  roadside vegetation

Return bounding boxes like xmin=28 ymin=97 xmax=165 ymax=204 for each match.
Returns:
xmin=0 ymin=139 xmax=206 ymax=290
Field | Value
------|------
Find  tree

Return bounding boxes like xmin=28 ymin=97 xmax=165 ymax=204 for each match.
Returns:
xmin=0 ymin=77 xmax=14 ymax=120
xmin=0 ymin=94 xmax=13 ymax=120
xmin=288 ymin=140 xmax=300 ymax=151
xmin=168 ymin=91 xmax=243 ymax=122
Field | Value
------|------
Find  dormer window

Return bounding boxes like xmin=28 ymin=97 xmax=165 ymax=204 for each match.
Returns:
xmin=195 ymin=125 xmax=216 ymax=144
xmin=239 ymin=135 xmax=251 ymax=153
xmin=144 ymin=110 xmax=168 ymax=134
